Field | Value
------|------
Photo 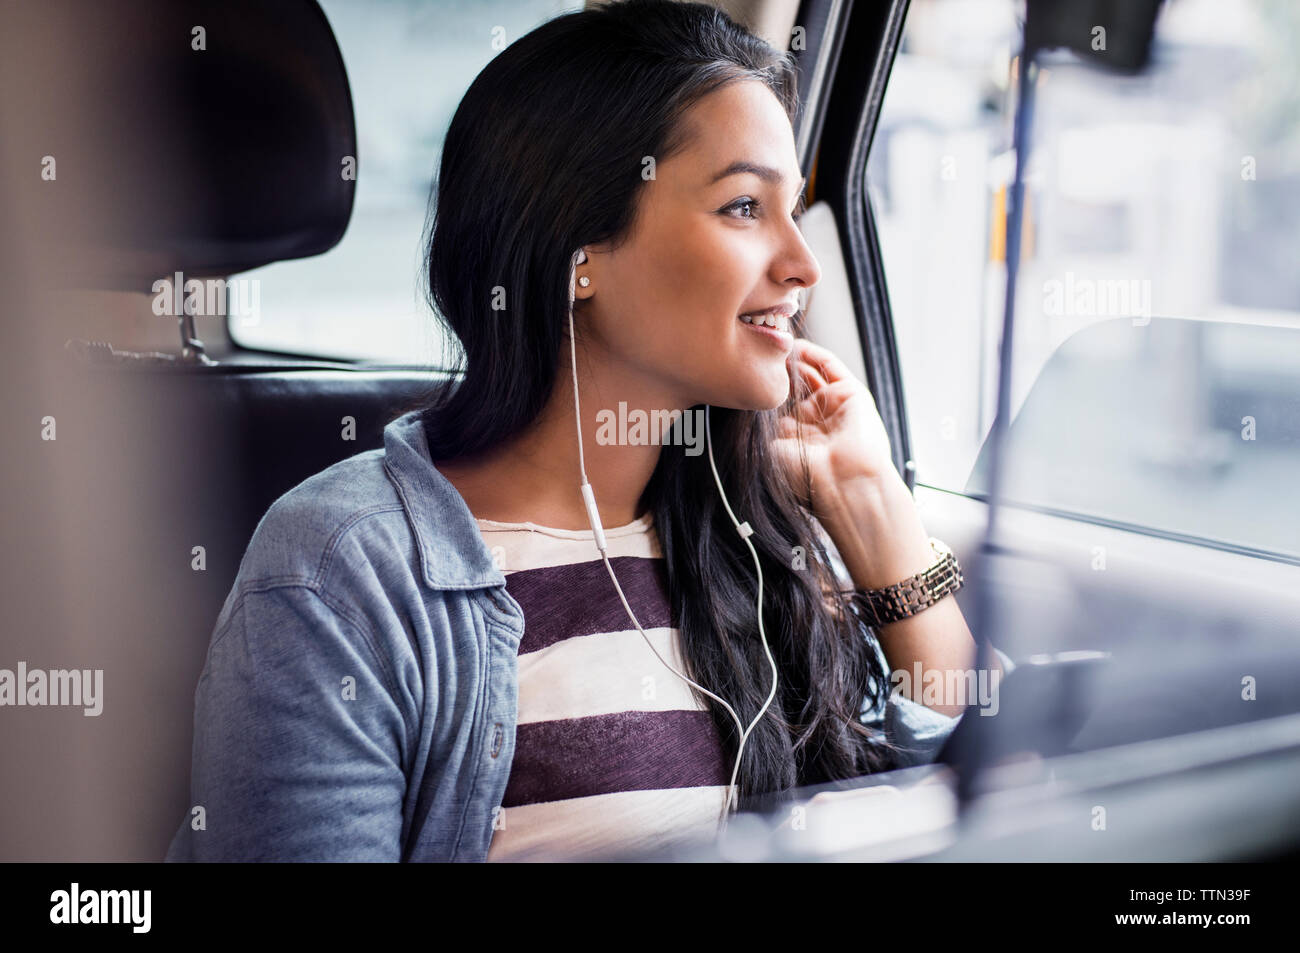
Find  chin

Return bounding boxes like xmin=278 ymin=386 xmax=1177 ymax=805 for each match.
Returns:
xmin=752 ymin=365 xmax=794 ymax=410
xmin=707 ymin=371 xmax=791 ymax=413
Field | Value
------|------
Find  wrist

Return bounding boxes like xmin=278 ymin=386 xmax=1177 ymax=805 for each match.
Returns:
xmin=820 ymin=471 xmax=935 ymax=591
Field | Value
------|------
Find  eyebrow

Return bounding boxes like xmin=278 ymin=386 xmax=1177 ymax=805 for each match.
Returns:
xmin=709 ymin=160 xmax=807 ymax=195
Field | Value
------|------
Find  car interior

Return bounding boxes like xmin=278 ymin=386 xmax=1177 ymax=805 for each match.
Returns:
xmin=1 ymin=0 xmax=1298 ymax=863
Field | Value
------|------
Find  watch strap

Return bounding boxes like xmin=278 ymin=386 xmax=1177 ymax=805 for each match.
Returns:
xmin=846 ymin=537 xmax=964 ymax=627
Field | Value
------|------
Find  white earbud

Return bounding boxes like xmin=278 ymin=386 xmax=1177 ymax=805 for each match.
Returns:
xmin=565 ymin=248 xmax=778 ymax=823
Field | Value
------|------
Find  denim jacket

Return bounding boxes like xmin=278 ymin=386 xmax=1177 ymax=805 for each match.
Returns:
xmin=165 ymin=409 xmax=989 ymax=862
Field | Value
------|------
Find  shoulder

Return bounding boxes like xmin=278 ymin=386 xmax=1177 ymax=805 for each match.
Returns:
xmin=207 ymin=446 xmax=438 ymax=698
xmin=232 ymin=447 xmax=419 ymax=604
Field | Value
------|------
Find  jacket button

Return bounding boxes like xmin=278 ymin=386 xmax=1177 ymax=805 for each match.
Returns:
xmin=490 ymin=723 xmax=504 ymax=759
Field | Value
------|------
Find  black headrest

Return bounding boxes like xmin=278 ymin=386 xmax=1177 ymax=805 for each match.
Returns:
xmin=10 ymin=0 xmax=355 ymax=290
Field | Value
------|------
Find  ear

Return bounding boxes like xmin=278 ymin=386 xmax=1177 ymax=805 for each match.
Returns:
xmin=572 ymin=247 xmax=595 ymax=301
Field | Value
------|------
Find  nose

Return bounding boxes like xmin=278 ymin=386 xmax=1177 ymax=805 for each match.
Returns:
xmin=774 ymin=214 xmax=822 ymax=293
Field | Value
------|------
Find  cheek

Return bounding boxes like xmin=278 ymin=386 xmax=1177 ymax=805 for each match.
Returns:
xmin=590 ymin=218 xmax=787 ymax=407
xmin=606 ymin=224 xmax=752 ymax=351
xmin=656 ymin=227 xmax=761 ymax=343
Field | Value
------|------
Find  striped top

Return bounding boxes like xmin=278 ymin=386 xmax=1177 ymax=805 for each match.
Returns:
xmin=479 ymin=512 xmax=731 ymax=862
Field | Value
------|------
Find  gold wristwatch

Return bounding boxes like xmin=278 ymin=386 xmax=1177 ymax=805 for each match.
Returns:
xmin=846 ymin=537 xmax=964 ymax=627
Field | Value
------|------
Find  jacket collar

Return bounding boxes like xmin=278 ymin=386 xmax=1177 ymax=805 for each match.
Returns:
xmin=381 ymin=409 xmax=508 ymax=591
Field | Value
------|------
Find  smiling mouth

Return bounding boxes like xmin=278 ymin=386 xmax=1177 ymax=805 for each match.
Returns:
xmin=738 ymin=310 xmax=793 ymax=333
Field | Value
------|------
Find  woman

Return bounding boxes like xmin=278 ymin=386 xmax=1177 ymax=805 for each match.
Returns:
xmin=167 ymin=0 xmax=1000 ymax=864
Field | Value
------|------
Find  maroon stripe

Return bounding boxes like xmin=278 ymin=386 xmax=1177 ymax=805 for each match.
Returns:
xmin=502 ymin=709 xmax=729 ymax=807
xmin=506 ymin=556 xmax=675 ymax=654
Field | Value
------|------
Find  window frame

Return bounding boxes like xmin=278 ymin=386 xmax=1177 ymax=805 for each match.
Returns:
xmin=805 ymin=0 xmax=917 ymax=490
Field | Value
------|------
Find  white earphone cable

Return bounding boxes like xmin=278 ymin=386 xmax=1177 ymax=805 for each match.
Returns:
xmin=704 ymin=403 xmax=781 ymax=820
xmin=566 ymin=249 xmax=780 ymax=823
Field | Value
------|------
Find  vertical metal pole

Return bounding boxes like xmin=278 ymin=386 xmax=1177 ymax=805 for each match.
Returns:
xmin=955 ymin=43 xmax=1038 ymax=810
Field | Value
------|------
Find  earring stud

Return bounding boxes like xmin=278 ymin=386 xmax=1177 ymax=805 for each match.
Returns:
xmin=578 ymin=275 xmax=590 ymax=287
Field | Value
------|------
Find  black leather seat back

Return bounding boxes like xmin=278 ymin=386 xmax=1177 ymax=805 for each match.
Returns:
xmin=0 ymin=0 xmax=457 ymax=859
xmin=23 ymin=0 xmax=356 ymax=288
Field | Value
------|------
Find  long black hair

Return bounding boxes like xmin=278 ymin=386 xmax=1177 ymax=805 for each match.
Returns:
xmin=409 ymin=0 xmax=899 ymax=811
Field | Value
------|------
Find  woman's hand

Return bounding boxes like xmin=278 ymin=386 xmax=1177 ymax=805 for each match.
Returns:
xmin=772 ymin=337 xmax=983 ymax=716
xmin=772 ymin=336 xmax=921 ymax=583
xmin=771 ymin=336 xmax=931 ymax=592
xmin=772 ymin=337 xmax=900 ymax=512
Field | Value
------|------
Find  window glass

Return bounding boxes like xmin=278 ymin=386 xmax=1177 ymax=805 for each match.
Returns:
xmin=868 ymin=0 xmax=1300 ymax=559
xmin=230 ymin=0 xmax=584 ymax=364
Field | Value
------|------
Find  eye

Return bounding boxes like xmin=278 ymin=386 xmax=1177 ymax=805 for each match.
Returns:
xmin=723 ymin=197 xmax=760 ymax=220
xmin=722 ymin=195 xmax=806 ymax=222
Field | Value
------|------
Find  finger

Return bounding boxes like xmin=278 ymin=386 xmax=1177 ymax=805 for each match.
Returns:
xmin=788 ymin=346 xmax=833 ymax=395
xmin=790 ymin=390 xmax=831 ymax=427
xmin=785 ymin=378 xmax=829 ymax=417
xmin=788 ymin=397 xmax=819 ymax=426
xmin=789 ymin=358 xmax=828 ymax=398
xmin=778 ymin=391 xmax=816 ymax=428
xmin=775 ymin=413 xmax=801 ymax=439
xmin=795 ymin=379 xmax=860 ymax=427
xmin=792 ymin=337 xmax=856 ymax=386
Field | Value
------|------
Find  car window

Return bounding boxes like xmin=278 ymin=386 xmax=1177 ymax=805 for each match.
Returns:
xmin=229 ymin=0 xmax=584 ymax=364
xmin=867 ymin=0 xmax=1300 ymax=561
xmin=964 ymin=316 xmax=1300 ymax=560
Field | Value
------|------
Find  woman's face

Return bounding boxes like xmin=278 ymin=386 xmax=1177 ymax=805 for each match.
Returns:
xmin=575 ymin=79 xmax=821 ymax=412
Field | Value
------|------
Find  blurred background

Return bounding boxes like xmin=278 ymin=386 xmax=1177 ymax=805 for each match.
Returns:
xmin=0 ymin=0 xmax=1296 ymax=862
xmin=868 ymin=0 xmax=1300 ymax=559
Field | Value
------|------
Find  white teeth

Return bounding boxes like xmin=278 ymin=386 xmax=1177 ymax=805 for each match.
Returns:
xmin=740 ymin=311 xmax=790 ymax=332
